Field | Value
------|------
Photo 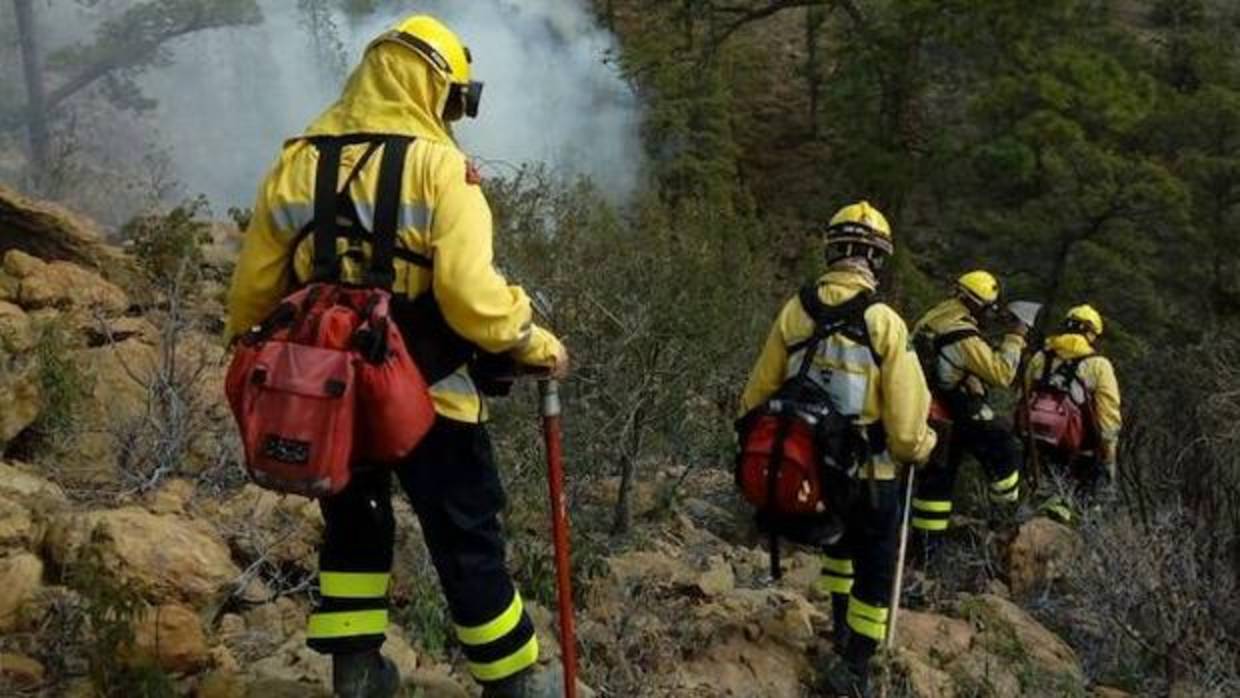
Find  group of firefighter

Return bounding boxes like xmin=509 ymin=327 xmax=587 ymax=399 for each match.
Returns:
xmin=223 ymin=12 xmax=1122 ymax=698
xmin=739 ymin=201 xmax=1121 ymax=696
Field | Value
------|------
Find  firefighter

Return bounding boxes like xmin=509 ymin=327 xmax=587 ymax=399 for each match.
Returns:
xmin=1024 ymin=305 xmax=1122 ymax=523
xmin=226 ymin=15 xmax=567 ymax=698
xmin=910 ymin=271 xmax=1027 ymax=546
xmin=740 ymin=201 xmax=937 ymax=696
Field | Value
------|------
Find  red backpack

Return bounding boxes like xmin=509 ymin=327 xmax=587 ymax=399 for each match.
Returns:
xmin=225 ymin=135 xmax=434 ymax=497
xmin=1018 ymin=351 xmax=1096 ymax=455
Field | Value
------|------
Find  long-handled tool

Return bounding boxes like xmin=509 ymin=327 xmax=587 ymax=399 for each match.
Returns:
xmin=885 ymin=465 xmax=916 ymax=650
xmin=539 ymin=379 xmax=578 ymax=698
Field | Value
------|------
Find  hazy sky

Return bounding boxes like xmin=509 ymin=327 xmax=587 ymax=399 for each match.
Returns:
xmin=137 ymin=0 xmax=643 ymax=212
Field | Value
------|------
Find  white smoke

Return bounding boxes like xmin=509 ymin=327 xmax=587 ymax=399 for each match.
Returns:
xmin=139 ymin=0 xmax=643 ymax=212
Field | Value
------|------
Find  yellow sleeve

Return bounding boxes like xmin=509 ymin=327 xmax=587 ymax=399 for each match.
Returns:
xmin=958 ymin=332 xmax=1026 ymax=388
xmin=1088 ymin=357 xmax=1122 ymax=461
xmin=870 ymin=305 xmax=937 ymax=465
xmin=431 ymin=156 xmax=563 ymax=365
xmin=739 ymin=300 xmax=794 ymax=414
xmin=225 ymin=180 xmax=294 ymax=343
xmin=1023 ymin=351 xmax=1045 ymax=394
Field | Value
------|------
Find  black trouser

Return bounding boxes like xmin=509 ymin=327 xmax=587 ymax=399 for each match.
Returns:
xmin=911 ymin=414 xmax=1021 ymax=534
xmin=306 ymin=418 xmax=538 ymax=685
xmin=818 ymin=479 xmax=902 ymax=667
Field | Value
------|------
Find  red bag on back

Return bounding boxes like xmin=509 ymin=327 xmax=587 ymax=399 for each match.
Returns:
xmin=226 ymin=284 xmax=434 ymax=497
xmin=737 ymin=415 xmax=824 ymax=516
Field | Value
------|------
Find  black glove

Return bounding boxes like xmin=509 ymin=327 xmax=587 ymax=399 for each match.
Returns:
xmin=469 ymin=352 xmax=518 ymax=397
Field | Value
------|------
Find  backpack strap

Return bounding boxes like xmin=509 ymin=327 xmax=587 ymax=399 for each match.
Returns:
xmin=311 ymin=139 xmax=344 ymax=283
xmin=933 ymin=327 xmax=979 ymax=353
xmin=366 ymin=136 xmax=413 ymax=289
xmin=305 ymin=135 xmax=429 ymax=287
xmin=788 ymin=284 xmax=877 ymax=359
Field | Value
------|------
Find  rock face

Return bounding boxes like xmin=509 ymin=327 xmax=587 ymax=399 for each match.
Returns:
xmin=1007 ymin=517 xmax=1082 ymax=597
xmin=45 ymin=507 xmax=240 ymax=607
xmin=0 ymin=553 xmax=44 ymax=632
xmin=0 ymin=653 xmax=45 ymax=691
xmin=0 ymin=301 xmax=34 ymax=352
xmin=0 ymin=361 xmax=40 ymax=444
xmin=0 ymin=184 xmax=132 ymax=277
xmin=3 ymin=250 xmax=129 ymax=313
xmin=125 ymin=603 xmax=211 ymax=674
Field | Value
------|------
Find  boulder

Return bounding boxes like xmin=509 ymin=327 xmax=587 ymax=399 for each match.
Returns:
xmin=895 ymin=649 xmax=956 ymax=698
xmin=0 ymin=183 xmax=132 ymax=275
xmin=207 ymin=485 xmax=322 ymax=572
xmin=1094 ymin=687 xmax=1135 ymax=698
xmin=896 ymin=610 xmax=976 ymax=664
xmin=45 ymin=507 xmax=240 ymax=607
xmin=0 ymin=301 xmax=33 ymax=352
xmin=0 ymin=653 xmax=45 ymax=691
xmin=1007 ymin=517 xmax=1082 ymax=597
xmin=945 ymin=648 xmax=1021 ymax=697
xmin=0 ymin=494 xmax=41 ymax=550
xmin=196 ymin=671 xmax=246 ymax=698
xmin=963 ymin=594 xmax=1084 ymax=683
xmin=0 ymin=362 xmax=40 ymax=444
xmin=0 ymin=461 xmax=69 ymax=504
xmin=410 ymin=666 xmax=472 ymax=698
xmin=0 ymin=553 xmax=44 ymax=632
xmin=4 ymin=250 xmax=129 ymax=313
xmin=696 ymin=555 xmax=736 ymax=597
xmin=62 ymin=338 xmax=158 ymax=481
xmin=125 ymin=603 xmax=211 ymax=674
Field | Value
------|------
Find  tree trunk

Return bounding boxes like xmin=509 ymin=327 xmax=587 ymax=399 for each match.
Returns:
xmin=13 ymin=0 xmax=49 ymax=185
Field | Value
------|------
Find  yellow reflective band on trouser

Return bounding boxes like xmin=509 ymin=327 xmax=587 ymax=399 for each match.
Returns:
xmin=467 ymin=634 xmax=539 ymax=682
xmin=319 ymin=572 xmax=390 ymax=599
xmin=816 ymin=574 xmax=854 ymax=596
xmin=456 ymin=592 xmax=524 ymax=647
xmin=821 ymin=556 xmax=854 ymax=576
xmin=307 ymin=609 xmax=388 ymax=640
xmin=912 ymin=516 xmax=950 ymax=532
xmin=912 ymin=498 xmax=952 ymax=513
xmin=846 ymin=596 xmax=890 ymax=642
xmin=990 ymin=470 xmax=1020 ymax=503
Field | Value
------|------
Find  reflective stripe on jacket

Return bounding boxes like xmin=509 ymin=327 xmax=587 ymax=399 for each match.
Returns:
xmin=740 ymin=269 xmax=938 ymax=477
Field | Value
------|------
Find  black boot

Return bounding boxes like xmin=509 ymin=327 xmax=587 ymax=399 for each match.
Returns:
xmin=820 ymin=654 xmax=870 ymax=698
xmin=332 ymin=650 xmax=398 ymax=698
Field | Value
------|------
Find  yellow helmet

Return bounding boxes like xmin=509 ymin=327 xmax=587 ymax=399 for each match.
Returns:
xmin=1065 ymin=304 xmax=1104 ymax=336
xmin=957 ymin=270 xmax=1001 ymax=307
xmin=373 ymin=15 xmax=483 ymax=119
xmin=824 ymin=201 xmax=894 ymax=265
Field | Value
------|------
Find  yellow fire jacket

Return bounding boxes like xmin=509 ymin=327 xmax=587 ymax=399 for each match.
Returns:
xmin=1024 ymin=333 xmax=1122 ymax=463
xmin=226 ymin=42 xmax=563 ymax=423
xmin=914 ymin=298 xmax=1026 ymax=400
xmin=740 ymin=270 xmax=938 ymax=478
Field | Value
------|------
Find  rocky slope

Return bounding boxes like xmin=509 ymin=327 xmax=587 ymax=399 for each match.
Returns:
xmin=0 ymin=191 xmax=1135 ymax=697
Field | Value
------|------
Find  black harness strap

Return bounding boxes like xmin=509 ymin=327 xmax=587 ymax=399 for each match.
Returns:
xmin=367 ymin=136 xmax=413 ymax=289
xmin=311 ymin=140 xmax=344 ymax=282
xmin=304 ymin=135 xmax=431 ymax=286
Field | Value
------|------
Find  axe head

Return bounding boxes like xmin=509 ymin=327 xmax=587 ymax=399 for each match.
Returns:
xmin=1006 ymin=300 xmax=1044 ymax=329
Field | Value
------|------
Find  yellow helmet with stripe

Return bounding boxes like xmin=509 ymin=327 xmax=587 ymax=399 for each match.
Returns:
xmin=956 ymin=270 xmax=1001 ymax=307
xmin=1065 ymin=304 xmax=1104 ymax=336
xmin=373 ymin=15 xmax=483 ymax=120
xmin=824 ymin=201 xmax=894 ymax=268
